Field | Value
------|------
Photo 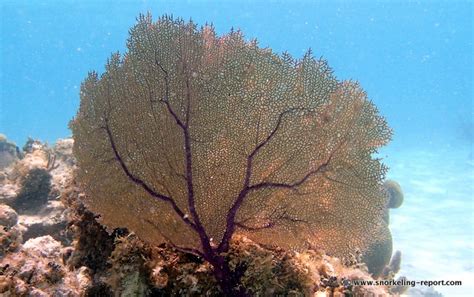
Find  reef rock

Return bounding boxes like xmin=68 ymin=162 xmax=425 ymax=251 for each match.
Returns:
xmin=18 ymin=200 xmax=71 ymax=244
xmin=0 ymin=236 xmax=91 ymax=296
xmin=9 ymin=146 xmax=49 ymax=183
xmin=22 ymin=235 xmax=62 ymax=257
xmin=49 ymin=138 xmax=76 ymax=201
xmin=0 ymin=204 xmax=18 ymax=228
xmin=0 ymin=135 xmax=21 ymax=170
xmin=0 ymin=183 xmax=19 ymax=206
xmin=96 ymin=233 xmax=392 ymax=296
xmin=0 ymin=205 xmax=22 ymax=257
xmin=53 ymin=138 xmax=75 ymax=165
xmin=0 ymin=139 xmax=75 ymax=245
xmin=11 ymin=168 xmax=52 ymax=213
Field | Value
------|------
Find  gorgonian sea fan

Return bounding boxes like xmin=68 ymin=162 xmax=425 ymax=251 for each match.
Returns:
xmin=70 ymin=13 xmax=392 ymax=294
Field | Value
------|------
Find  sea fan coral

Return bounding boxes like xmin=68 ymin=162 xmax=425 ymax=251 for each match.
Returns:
xmin=70 ymin=13 xmax=392 ymax=294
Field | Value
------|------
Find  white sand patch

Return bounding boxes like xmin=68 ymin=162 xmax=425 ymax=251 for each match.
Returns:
xmin=384 ymin=146 xmax=473 ymax=296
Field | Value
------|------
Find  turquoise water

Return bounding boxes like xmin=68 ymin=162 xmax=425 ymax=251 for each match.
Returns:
xmin=386 ymin=146 xmax=473 ymax=296
xmin=1 ymin=1 xmax=472 ymax=296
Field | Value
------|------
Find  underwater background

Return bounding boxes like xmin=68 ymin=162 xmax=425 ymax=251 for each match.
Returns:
xmin=1 ymin=0 xmax=472 ymax=296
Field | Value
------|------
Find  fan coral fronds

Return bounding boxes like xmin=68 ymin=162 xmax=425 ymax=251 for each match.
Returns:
xmin=70 ymin=13 xmax=392 ymax=294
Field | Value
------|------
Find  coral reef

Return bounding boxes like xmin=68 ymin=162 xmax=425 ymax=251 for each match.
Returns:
xmin=99 ymin=233 xmax=393 ymax=296
xmin=384 ymin=180 xmax=404 ymax=209
xmin=12 ymin=168 xmax=52 ymax=213
xmin=0 ymin=181 xmax=18 ymax=206
xmin=53 ymin=138 xmax=75 ymax=166
xmin=0 ymin=134 xmax=21 ymax=170
xmin=71 ymin=14 xmax=393 ymax=294
xmin=0 ymin=204 xmax=22 ymax=256
xmin=0 ymin=139 xmax=88 ymax=296
xmin=0 ymin=204 xmax=18 ymax=228
xmin=0 ymin=235 xmax=91 ymax=296
xmin=67 ymin=202 xmax=125 ymax=273
xmin=22 ymin=137 xmax=43 ymax=154
xmin=9 ymin=141 xmax=49 ymax=182
xmin=0 ymin=138 xmax=402 ymax=296
xmin=106 ymin=234 xmax=153 ymax=296
xmin=0 ymin=138 xmax=76 ymax=246
xmin=366 ymin=179 xmax=404 ymax=277
xmin=381 ymin=180 xmax=404 ymax=225
xmin=19 ymin=199 xmax=71 ymax=244
xmin=383 ymin=250 xmax=402 ymax=279
xmin=361 ymin=234 xmax=393 ymax=277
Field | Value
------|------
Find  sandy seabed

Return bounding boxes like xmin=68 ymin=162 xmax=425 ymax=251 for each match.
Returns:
xmin=386 ymin=146 xmax=473 ymax=296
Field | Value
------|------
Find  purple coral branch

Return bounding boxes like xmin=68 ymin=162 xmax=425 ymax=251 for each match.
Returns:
xmin=182 ymin=79 xmax=216 ymax=258
xmin=155 ymin=56 xmax=186 ymax=129
xmin=247 ymin=162 xmax=329 ymax=192
xmin=218 ymin=111 xmax=342 ymax=253
xmin=144 ymin=218 xmax=206 ymax=259
xmin=103 ymin=120 xmax=198 ymax=232
xmin=248 ymin=141 xmax=344 ymax=193
xmin=251 ymin=108 xmax=306 ymax=159
xmin=155 ymin=59 xmax=214 ymax=257
xmin=236 ymin=215 xmax=309 ymax=231
xmin=218 ymin=107 xmax=306 ymax=253
xmin=235 ymin=204 xmax=309 ymax=232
